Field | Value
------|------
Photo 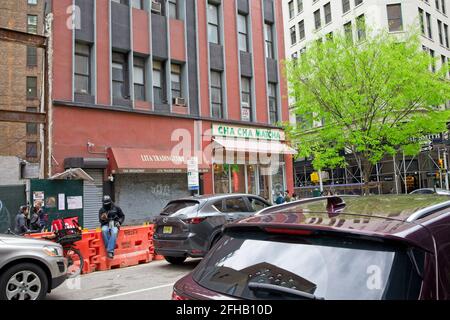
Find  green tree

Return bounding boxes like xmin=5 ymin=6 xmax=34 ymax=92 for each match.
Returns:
xmin=286 ymin=30 xmax=450 ymax=193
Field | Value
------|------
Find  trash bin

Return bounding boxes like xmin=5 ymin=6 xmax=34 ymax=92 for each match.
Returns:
xmin=313 ymin=189 xmax=321 ymax=197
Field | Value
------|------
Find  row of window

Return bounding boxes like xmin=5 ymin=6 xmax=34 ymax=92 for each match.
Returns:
xmin=419 ymin=7 xmax=450 ymax=48
xmin=423 ymin=0 xmax=447 ymax=15
xmin=112 ymin=0 xmax=179 ymax=19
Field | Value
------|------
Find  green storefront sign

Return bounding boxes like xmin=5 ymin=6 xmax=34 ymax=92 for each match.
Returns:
xmin=212 ymin=124 xmax=285 ymax=141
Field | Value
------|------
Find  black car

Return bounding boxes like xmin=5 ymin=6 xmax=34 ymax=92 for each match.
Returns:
xmin=153 ymin=194 xmax=271 ymax=264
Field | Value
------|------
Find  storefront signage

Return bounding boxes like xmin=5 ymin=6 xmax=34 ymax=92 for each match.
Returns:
xmin=212 ymin=124 xmax=285 ymax=141
xmin=187 ymin=157 xmax=200 ymax=191
xmin=140 ymin=154 xmax=185 ymax=163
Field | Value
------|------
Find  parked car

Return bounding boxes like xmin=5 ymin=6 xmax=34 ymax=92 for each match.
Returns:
xmin=0 ymin=234 xmax=67 ymax=300
xmin=173 ymin=195 xmax=450 ymax=300
xmin=153 ymin=194 xmax=272 ymax=264
xmin=410 ymin=188 xmax=450 ymax=195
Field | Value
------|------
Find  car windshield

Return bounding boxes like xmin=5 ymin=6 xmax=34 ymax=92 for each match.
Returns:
xmin=193 ymin=233 xmax=424 ymax=300
xmin=161 ymin=200 xmax=200 ymax=216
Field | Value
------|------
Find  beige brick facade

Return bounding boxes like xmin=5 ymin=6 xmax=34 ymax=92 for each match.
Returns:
xmin=0 ymin=0 xmax=46 ymax=163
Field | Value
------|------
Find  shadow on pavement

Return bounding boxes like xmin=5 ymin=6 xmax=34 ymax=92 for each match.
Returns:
xmin=154 ymin=258 xmax=202 ymax=271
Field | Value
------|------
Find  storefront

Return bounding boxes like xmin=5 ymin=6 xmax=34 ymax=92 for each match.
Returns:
xmin=107 ymin=147 xmax=209 ymax=224
xmin=208 ymin=124 xmax=296 ymax=203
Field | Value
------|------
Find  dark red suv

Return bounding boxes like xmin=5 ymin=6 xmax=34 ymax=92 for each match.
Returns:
xmin=173 ymin=195 xmax=450 ymax=300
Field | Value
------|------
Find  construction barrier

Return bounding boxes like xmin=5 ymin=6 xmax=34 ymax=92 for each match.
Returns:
xmin=25 ymin=224 xmax=157 ymax=275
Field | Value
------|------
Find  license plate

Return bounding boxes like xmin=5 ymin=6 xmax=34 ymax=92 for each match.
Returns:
xmin=163 ymin=226 xmax=173 ymax=234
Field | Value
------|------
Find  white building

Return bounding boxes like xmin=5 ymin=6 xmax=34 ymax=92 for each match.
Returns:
xmin=283 ymin=0 xmax=450 ymax=123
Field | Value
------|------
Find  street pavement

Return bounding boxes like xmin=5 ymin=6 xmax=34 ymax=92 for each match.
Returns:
xmin=46 ymin=259 xmax=201 ymax=300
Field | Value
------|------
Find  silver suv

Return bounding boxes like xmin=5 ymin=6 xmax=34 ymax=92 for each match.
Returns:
xmin=0 ymin=234 xmax=67 ymax=300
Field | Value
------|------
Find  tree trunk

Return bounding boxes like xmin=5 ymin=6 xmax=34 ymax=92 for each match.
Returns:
xmin=362 ymin=158 xmax=374 ymax=196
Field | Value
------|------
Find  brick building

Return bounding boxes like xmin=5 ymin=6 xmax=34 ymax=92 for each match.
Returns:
xmin=49 ymin=0 xmax=294 ymax=226
xmin=0 ymin=0 xmax=48 ymax=165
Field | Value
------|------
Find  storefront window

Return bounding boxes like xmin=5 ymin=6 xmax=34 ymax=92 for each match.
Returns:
xmin=214 ymin=164 xmax=230 ymax=194
xmin=231 ymin=165 xmax=246 ymax=193
xmin=247 ymin=165 xmax=257 ymax=195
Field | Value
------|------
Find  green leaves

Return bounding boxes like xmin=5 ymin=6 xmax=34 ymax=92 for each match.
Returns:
xmin=286 ymin=29 xmax=450 ymax=176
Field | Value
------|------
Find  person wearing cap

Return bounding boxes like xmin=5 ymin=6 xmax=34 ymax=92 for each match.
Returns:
xmin=99 ymin=195 xmax=125 ymax=259
xmin=14 ymin=205 xmax=30 ymax=235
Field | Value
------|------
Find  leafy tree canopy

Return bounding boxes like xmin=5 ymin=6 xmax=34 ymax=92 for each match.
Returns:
xmin=285 ymin=30 xmax=450 ymax=185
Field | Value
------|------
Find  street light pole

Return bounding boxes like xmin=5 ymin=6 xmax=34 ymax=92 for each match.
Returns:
xmin=444 ymin=148 xmax=449 ymax=190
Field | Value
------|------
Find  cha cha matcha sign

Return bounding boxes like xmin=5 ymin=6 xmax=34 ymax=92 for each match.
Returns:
xmin=212 ymin=124 xmax=285 ymax=141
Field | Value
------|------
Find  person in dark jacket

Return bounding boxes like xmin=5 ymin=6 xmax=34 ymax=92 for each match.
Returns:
xmin=14 ymin=205 xmax=30 ymax=235
xmin=99 ymin=195 xmax=125 ymax=259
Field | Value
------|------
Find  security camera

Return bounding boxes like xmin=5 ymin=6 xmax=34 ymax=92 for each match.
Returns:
xmin=87 ymin=142 xmax=95 ymax=148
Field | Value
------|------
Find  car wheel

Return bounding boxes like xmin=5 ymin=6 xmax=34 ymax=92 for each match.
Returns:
xmin=0 ymin=263 xmax=49 ymax=301
xmin=164 ymin=256 xmax=187 ymax=265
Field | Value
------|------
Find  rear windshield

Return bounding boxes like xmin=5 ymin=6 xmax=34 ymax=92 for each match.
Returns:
xmin=193 ymin=233 xmax=424 ymax=300
xmin=161 ymin=201 xmax=200 ymax=216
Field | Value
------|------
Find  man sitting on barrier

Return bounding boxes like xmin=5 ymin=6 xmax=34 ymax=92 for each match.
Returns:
xmin=99 ymin=195 xmax=125 ymax=259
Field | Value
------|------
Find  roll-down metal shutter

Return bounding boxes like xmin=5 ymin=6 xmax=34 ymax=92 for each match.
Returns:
xmin=83 ymin=169 xmax=103 ymax=230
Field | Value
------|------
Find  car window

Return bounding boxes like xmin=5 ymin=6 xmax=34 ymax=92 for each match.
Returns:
xmin=212 ymin=200 xmax=224 ymax=212
xmin=223 ymin=198 xmax=250 ymax=213
xmin=194 ymin=234 xmax=423 ymax=300
xmin=248 ymin=198 xmax=269 ymax=212
xmin=412 ymin=189 xmax=433 ymax=194
xmin=161 ymin=201 xmax=199 ymax=216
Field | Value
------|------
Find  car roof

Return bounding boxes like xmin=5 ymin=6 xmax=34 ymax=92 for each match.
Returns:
xmin=225 ymin=195 xmax=450 ymax=251
xmin=169 ymin=193 xmax=266 ymax=203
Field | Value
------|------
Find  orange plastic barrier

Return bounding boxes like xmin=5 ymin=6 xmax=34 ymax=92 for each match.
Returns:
xmin=90 ymin=225 xmax=154 ymax=272
xmin=25 ymin=224 xmax=157 ymax=274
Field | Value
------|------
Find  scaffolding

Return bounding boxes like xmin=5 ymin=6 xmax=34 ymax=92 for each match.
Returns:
xmin=294 ymin=143 xmax=450 ymax=197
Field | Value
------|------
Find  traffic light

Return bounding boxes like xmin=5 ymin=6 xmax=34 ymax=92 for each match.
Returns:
xmin=439 ymin=159 xmax=444 ymax=169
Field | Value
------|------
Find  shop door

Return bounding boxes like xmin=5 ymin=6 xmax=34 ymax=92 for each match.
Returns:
xmin=83 ymin=169 xmax=104 ymax=230
xmin=259 ymin=169 xmax=272 ymax=203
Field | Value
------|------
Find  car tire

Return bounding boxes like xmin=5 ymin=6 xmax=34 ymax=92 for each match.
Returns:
xmin=0 ymin=263 xmax=49 ymax=301
xmin=164 ymin=256 xmax=187 ymax=265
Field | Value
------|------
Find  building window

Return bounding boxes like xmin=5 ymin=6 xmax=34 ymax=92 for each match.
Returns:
xmin=436 ymin=0 xmax=441 ymax=11
xmin=324 ymin=3 xmax=332 ymax=24
xmin=171 ymin=63 xmax=182 ymax=101
xmin=74 ymin=43 xmax=91 ymax=95
xmin=297 ymin=0 xmax=303 ymax=13
xmin=299 ymin=20 xmax=305 ymax=40
xmin=290 ymin=26 xmax=297 ymax=46
xmin=168 ymin=0 xmax=178 ymax=19
xmin=443 ymin=0 xmax=447 ymax=14
xmin=238 ymin=14 xmax=249 ymax=52
xmin=131 ymin=0 xmax=143 ymax=9
xmin=355 ymin=0 xmax=363 ymax=6
xmin=26 ymin=76 xmax=37 ymax=98
xmin=419 ymin=8 xmax=425 ymax=35
xmin=26 ymin=142 xmax=38 ymax=158
xmin=28 ymin=0 xmax=38 ymax=5
xmin=241 ymin=77 xmax=252 ymax=121
xmin=133 ymin=56 xmax=145 ymax=101
xmin=208 ymin=3 xmax=220 ymax=44
xmin=27 ymin=46 xmax=37 ymax=67
xmin=288 ymin=1 xmax=294 ymax=19
xmin=430 ymin=49 xmax=436 ymax=72
xmin=342 ymin=0 xmax=350 ymax=13
xmin=153 ymin=60 xmax=165 ymax=104
xmin=314 ymin=9 xmax=321 ymax=30
xmin=265 ymin=23 xmax=274 ymax=59
xmin=387 ymin=4 xmax=403 ymax=32
xmin=356 ymin=14 xmax=366 ymax=41
xmin=426 ymin=12 xmax=432 ymax=39
xmin=438 ymin=20 xmax=444 ymax=45
xmin=112 ymin=0 xmax=129 ymax=4
xmin=344 ymin=21 xmax=353 ymax=42
xmin=26 ymin=107 xmax=38 ymax=135
xmin=211 ymin=71 xmax=223 ymax=118
xmin=27 ymin=15 xmax=38 ymax=34
xmin=444 ymin=24 xmax=449 ymax=48
xmin=268 ymin=83 xmax=278 ymax=124
xmin=112 ymin=52 xmax=129 ymax=100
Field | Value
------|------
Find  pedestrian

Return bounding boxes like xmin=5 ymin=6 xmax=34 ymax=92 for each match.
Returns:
xmin=14 ymin=205 xmax=30 ymax=235
xmin=292 ymin=193 xmax=299 ymax=201
xmin=284 ymin=190 xmax=292 ymax=202
xmin=99 ymin=195 xmax=125 ymax=259
xmin=275 ymin=192 xmax=285 ymax=205
xmin=29 ymin=205 xmax=41 ymax=232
